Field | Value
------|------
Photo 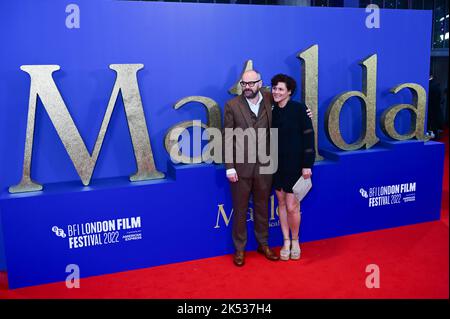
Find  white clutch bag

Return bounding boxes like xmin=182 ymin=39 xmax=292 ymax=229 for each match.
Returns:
xmin=292 ymin=176 xmax=312 ymax=202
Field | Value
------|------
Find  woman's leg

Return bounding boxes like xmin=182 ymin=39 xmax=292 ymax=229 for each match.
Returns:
xmin=286 ymin=193 xmax=301 ymax=258
xmin=275 ymin=189 xmax=291 ymax=256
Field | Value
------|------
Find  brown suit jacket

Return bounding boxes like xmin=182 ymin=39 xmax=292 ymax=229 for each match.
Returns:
xmin=223 ymin=90 xmax=273 ymax=178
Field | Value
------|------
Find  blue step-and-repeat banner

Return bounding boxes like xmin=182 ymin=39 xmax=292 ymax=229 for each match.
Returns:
xmin=0 ymin=0 xmax=444 ymax=288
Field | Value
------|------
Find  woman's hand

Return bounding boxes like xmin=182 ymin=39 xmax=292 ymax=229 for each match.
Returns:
xmin=302 ymin=168 xmax=312 ymax=179
xmin=306 ymin=107 xmax=313 ymax=119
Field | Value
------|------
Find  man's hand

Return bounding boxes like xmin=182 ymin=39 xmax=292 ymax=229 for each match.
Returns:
xmin=306 ymin=107 xmax=313 ymax=119
xmin=227 ymin=172 xmax=239 ymax=183
xmin=302 ymin=168 xmax=312 ymax=179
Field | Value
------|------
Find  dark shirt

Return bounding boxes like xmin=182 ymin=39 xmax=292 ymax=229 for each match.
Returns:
xmin=272 ymin=100 xmax=315 ymax=173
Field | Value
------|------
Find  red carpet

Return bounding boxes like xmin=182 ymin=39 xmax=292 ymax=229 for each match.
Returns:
xmin=0 ymin=130 xmax=448 ymax=299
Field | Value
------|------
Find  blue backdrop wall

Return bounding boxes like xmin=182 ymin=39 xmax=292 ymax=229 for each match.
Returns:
xmin=0 ymin=0 xmax=444 ymax=288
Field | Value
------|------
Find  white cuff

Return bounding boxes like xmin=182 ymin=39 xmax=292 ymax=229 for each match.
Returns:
xmin=226 ymin=168 xmax=237 ymax=176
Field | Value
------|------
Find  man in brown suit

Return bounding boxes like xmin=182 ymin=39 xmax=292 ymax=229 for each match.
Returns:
xmin=223 ymin=70 xmax=279 ymax=266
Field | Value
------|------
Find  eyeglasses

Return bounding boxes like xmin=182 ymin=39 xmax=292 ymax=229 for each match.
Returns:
xmin=239 ymin=79 xmax=261 ymax=88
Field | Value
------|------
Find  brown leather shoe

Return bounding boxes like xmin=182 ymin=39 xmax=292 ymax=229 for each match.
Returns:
xmin=257 ymin=245 xmax=279 ymax=261
xmin=233 ymin=250 xmax=245 ymax=267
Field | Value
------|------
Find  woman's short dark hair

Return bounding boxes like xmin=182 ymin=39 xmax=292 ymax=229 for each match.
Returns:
xmin=271 ymin=74 xmax=297 ymax=96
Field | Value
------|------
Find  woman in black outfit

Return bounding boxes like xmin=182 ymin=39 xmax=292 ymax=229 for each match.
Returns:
xmin=271 ymin=74 xmax=315 ymax=260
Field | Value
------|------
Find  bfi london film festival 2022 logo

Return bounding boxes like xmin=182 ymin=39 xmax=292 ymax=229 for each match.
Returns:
xmin=359 ymin=182 xmax=417 ymax=208
xmin=52 ymin=216 xmax=143 ymax=249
